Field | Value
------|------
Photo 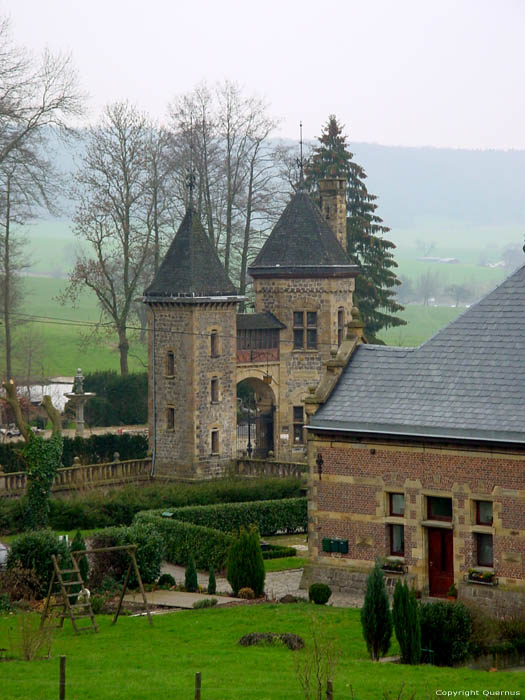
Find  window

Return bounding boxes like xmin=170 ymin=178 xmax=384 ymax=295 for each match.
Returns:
xmin=389 ymin=524 xmax=405 ymax=556
xmin=211 ymin=377 xmax=219 ymax=403
xmin=293 ymin=406 xmax=304 ymax=444
xmin=166 ymin=406 xmax=175 ymax=431
xmin=211 ymin=430 xmax=220 ymax=454
xmin=428 ymin=496 xmax=453 ymax=522
xmin=166 ymin=350 xmax=175 ymax=376
xmin=476 ymin=533 xmax=493 ymax=567
xmin=389 ymin=493 xmax=405 ymax=516
xmin=210 ymin=330 xmax=219 ymax=357
xmin=293 ymin=311 xmax=317 ymax=349
xmin=476 ymin=501 xmax=493 ymax=526
xmin=337 ymin=308 xmax=345 ymax=346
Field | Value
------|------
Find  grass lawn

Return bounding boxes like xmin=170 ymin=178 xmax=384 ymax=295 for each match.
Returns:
xmin=264 ymin=556 xmax=308 ymax=572
xmin=1 ymin=605 xmax=522 ymax=699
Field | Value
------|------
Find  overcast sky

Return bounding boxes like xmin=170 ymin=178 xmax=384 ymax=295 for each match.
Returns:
xmin=3 ymin=0 xmax=525 ymax=150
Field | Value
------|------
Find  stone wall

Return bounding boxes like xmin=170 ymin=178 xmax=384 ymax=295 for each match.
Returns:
xmin=306 ymin=433 xmax=525 ymax=598
xmin=253 ymin=276 xmax=354 ymax=461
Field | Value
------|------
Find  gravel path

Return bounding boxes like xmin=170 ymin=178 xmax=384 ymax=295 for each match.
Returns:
xmin=161 ymin=563 xmax=363 ymax=608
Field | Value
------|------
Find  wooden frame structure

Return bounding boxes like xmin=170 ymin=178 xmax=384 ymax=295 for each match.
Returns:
xmin=41 ymin=545 xmax=152 ymax=634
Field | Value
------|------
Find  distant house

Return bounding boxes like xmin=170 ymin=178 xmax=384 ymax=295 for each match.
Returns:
xmin=304 ymin=265 xmax=525 ymax=612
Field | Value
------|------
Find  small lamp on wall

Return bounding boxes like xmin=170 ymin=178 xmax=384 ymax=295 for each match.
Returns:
xmin=316 ymin=453 xmax=324 ymax=480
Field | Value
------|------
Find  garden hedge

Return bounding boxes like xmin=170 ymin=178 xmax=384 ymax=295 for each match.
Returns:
xmin=0 ymin=432 xmax=148 ymax=473
xmin=134 ymin=497 xmax=306 ymax=570
xmin=148 ymin=497 xmax=307 ymax=536
xmin=0 ymin=477 xmax=303 ymax=535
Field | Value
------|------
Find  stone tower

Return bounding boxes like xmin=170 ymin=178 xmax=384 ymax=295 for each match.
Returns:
xmin=248 ymin=186 xmax=359 ymax=460
xmin=143 ymin=208 xmax=243 ymax=479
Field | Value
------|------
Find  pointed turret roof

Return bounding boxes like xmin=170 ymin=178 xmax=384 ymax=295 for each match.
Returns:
xmin=248 ymin=191 xmax=359 ymax=278
xmin=143 ymin=209 xmax=239 ymax=301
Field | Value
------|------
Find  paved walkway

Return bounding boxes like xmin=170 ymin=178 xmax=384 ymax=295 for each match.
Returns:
xmin=123 ymin=589 xmax=242 ymax=609
xmin=161 ymin=563 xmax=364 ymax=608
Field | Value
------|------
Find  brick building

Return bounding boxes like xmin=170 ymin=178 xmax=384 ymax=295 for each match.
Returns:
xmin=304 ymin=264 xmax=525 ymax=608
xmin=143 ymin=179 xmax=358 ymax=477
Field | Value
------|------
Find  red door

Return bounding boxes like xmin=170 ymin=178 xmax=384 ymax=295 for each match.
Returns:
xmin=428 ymin=528 xmax=454 ymax=597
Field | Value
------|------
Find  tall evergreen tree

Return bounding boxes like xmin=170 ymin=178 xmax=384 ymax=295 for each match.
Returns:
xmin=392 ymin=579 xmax=421 ymax=664
xmin=305 ymin=115 xmax=405 ymax=339
xmin=360 ymin=562 xmax=393 ymax=660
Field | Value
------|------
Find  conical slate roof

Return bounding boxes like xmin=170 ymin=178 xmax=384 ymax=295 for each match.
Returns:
xmin=144 ymin=209 xmax=238 ymax=300
xmin=311 ymin=263 xmax=525 ymax=444
xmin=249 ymin=191 xmax=358 ymax=278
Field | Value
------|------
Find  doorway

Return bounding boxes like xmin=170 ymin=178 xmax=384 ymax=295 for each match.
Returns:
xmin=428 ymin=528 xmax=454 ymax=597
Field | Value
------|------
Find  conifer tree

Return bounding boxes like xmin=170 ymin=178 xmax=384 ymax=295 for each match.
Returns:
xmin=392 ymin=580 xmax=421 ymax=664
xmin=208 ymin=568 xmax=217 ymax=595
xmin=305 ymin=115 xmax=405 ymax=340
xmin=360 ymin=562 xmax=393 ymax=660
xmin=226 ymin=526 xmax=265 ymax=597
xmin=185 ymin=555 xmax=198 ymax=592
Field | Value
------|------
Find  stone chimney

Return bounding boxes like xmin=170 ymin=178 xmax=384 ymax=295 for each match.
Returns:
xmin=319 ymin=177 xmax=347 ymax=251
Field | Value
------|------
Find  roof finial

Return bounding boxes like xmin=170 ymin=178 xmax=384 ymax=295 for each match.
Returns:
xmin=187 ymin=116 xmax=195 ymax=210
xmin=297 ymin=120 xmax=305 ymax=190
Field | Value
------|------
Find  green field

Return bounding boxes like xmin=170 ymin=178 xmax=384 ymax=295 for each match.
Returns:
xmin=1 ymin=606 xmax=522 ymax=699
xmin=10 ymin=276 xmax=147 ymax=376
xmin=379 ymin=305 xmax=464 ymax=347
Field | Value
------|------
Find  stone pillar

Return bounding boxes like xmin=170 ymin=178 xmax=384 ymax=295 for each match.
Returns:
xmin=319 ymin=177 xmax=347 ymax=250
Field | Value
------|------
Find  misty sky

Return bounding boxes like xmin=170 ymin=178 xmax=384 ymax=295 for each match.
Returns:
xmin=3 ymin=0 xmax=525 ymax=150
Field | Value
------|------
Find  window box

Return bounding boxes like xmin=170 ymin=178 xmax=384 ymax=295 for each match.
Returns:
xmin=466 ymin=569 xmax=498 ymax=586
xmin=382 ymin=560 xmax=407 ymax=574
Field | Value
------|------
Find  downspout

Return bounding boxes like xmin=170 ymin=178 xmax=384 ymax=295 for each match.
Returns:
xmin=150 ymin=305 xmax=157 ymax=477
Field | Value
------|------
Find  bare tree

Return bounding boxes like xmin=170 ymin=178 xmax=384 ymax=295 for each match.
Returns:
xmin=0 ymin=18 xmax=84 ymax=168
xmin=416 ymin=269 xmax=440 ymax=306
xmin=64 ymin=102 xmax=155 ymax=374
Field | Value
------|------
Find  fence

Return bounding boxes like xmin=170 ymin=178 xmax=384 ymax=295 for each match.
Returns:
xmin=0 ymin=458 xmax=152 ymax=498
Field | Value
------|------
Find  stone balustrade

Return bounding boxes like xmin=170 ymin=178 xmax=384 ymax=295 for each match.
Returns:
xmin=233 ymin=457 xmax=307 ymax=480
xmin=0 ymin=458 xmax=152 ymax=498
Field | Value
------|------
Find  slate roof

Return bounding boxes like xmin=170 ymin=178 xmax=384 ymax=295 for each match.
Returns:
xmin=248 ymin=191 xmax=359 ymax=278
xmin=143 ymin=209 xmax=238 ymax=300
xmin=236 ymin=312 xmax=286 ymax=330
xmin=310 ymin=264 xmax=525 ymax=444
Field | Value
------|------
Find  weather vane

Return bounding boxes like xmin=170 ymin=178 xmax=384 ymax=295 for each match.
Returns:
xmin=297 ymin=120 xmax=305 ymax=189
xmin=187 ymin=117 xmax=195 ymax=209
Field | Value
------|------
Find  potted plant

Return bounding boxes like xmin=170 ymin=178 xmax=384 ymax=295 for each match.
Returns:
xmin=447 ymin=583 xmax=458 ymax=600
xmin=467 ymin=568 xmax=495 ymax=584
xmin=381 ymin=559 xmax=406 ymax=574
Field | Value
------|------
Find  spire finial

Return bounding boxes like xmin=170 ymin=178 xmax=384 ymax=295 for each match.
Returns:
xmin=298 ymin=120 xmax=305 ymax=189
xmin=187 ymin=117 xmax=195 ymax=210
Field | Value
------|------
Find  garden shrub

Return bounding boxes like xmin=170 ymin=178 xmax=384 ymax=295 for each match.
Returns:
xmin=80 ymin=371 xmax=147 ymax=427
xmin=238 ymin=587 xmax=255 ymax=599
xmin=392 ymin=580 xmax=421 ymax=664
xmin=90 ymin=594 xmax=106 ymax=614
xmin=361 ymin=562 xmax=393 ymax=661
xmin=0 ymin=564 xmax=41 ymax=601
xmin=0 ymin=498 xmax=24 ymax=535
xmin=88 ymin=523 xmax=164 ymax=589
xmin=185 ymin=556 xmax=198 ymax=593
xmin=157 ymin=573 xmax=176 ymax=588
xmin=208 ymin=568 xmax=216 ymax=595
xmin=0 ymin=592 xmax=13 ymax=613
xmin=193 ymin=597 xmax=217 ymax=609
xmin=420 ymin=601 xmax=473 ymax=666
xmin=261 ymin=544 xmax=297 ymax=559
xmin=308 ymin=583 xmax=332 ymax=605
xmin=7 ymin=530 xmax=71 ymax=597
xmin=226 ymin=526 xmax=265 ymax=597
xmin=499 ymin=613 xmax=525 ymax=653
xmin=161 ymin=498 xmax=306 ymax=536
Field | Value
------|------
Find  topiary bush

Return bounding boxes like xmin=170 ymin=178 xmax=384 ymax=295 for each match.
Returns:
xmin=7 ymin=529 xmax=71 ymax=598
xmin=420 ymin=601 xmax=473 ymax=666
xmin=226 ymin=526 xmax=265 ymax=597
xmin=157 ymin=573 xmax=176 ymax=589
xmin=238 ymin=587 xmax=255 ymax=600
xmin=308 ymin=583 xmax=332 ymax=605
xmin=185 ymin=556 xmax=198 ymax=593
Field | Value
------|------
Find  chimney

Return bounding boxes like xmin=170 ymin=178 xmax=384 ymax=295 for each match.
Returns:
xmin=319 ymin=177 xmax=347 ymax=251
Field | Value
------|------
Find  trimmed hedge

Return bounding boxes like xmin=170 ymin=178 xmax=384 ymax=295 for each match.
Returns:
xmin=136 ymin=512 xmax=233 ymax=570
xmin=152 ymin=498 xmax=307 ymax=536
xmin=0 ymin=433 xmax=148 ymax=473
xmin=135 ymin=498 xmax=305 ymax=570
xmin=0 ymin=477 xmax=303 ymax=535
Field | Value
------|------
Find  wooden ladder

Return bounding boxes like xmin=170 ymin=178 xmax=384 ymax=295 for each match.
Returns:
xmin=40 ymin=554 xmax=98 ymax=635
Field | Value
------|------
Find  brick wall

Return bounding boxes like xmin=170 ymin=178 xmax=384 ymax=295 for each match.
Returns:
xmin=307 ymin=434 xmax=525 ymax=595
